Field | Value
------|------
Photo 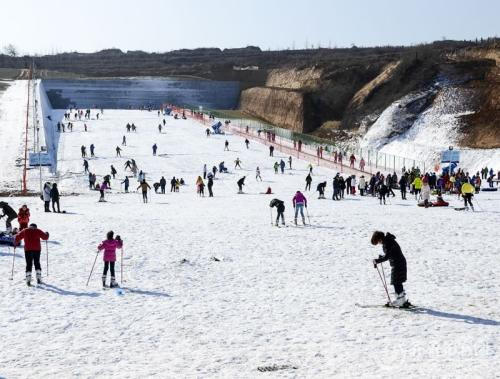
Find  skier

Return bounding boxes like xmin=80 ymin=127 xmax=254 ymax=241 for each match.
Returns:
xmin=122 ymin=136 xmax=126 ymax=146
xmin=83 ymin=159 xmax=89 ymax=173
xmin=317 ymin=182 xmax=327 ymax=199
xmin=204 ymin=175 xmax=213 ymax=197
xmin=137 ymin=180 xmax=151 ymax=203
xmin=269 ymin=145 xmax=274 ymax=157
xmin=50 ymin=183 xmax=61 ymax=213
xmin=378 ymin=182 xmax=388 ymax=205
xmin=0 ymin=202 xmax=18 ymax=232
xmin=305 ymin=174 xmax=312 ymax=191
xmin=90 ymin=144 xmax=95 ymax=157
xmin=116 ymin=146 xmax=122 ymax=157
xmin=292 ymin=191 xmax=307 ymax=225
xmin=110 ymin=165 xmax=117 ymax=179
xmin=17 ymin=204 xmax=30 ymax=230
xmin=152 ymin=144 xmax=157 ymax=156
xmin=97 ymin=231 xmax=123 ymax=288
xmin=206 ymin=128 xmax=210 ymax=137
xmin=81 ymin=145 xmax=86 ymax=157
xmin=203 ymin=164 xmax=207 ymax=179
xmin=235 ymin=158 xmax=242 ymax=169
xmin=124 ymin=160 xmax=132 ymax=171
xmin=245 ymin=139 xmax=250 ymax=149
xmin=159 ymin=177 xmax=166 ymax=194
xmin=308 ymin=163 xmax=313 ymax=175
xmin=237 ymin=176 xmax=246 ymax=193
xmin=371 ymin=231 xmax=409 ymax=307
xmin=256 ymin=167 xmax=262 ymax=181
xmin=42 ymin=182 xmax=51 ymax=212
xmin=461 ymin=180 xmax=475 ymax=211
xmin=14 ymin=223 xmax=50 ymax=286
xmin=170 ymin=177 xmax=177 ymax=192
xmin=158 ymin=124 xmax=162 ymax=133
xmin=121 ymin=176 xmax=130 ymax=193
xmin=269 ymin=198 xmax=285 ymax=226
xmin=288 ymin=156 xmax=292 ymax=169
xmin=279 ymin=159 xmax=286 ymax=174
xmin=224 ymin=140 xmax=229 ymax=151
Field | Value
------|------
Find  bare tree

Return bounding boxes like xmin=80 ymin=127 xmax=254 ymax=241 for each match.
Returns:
xmin=3 ymin=44 xmax=18 ymax=57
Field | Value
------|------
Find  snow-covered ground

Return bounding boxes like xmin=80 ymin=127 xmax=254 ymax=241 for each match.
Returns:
xmin=360 ymin=86 xmax=500 ymax=174
xmin=0 ymin=85 xmax=499 ymax=377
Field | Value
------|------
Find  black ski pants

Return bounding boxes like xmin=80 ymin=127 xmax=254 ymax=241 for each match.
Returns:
xmin=276 ymin=209 xmax=285 ymax=224
xmin=52 ymin=199 xmax=60 ymax=213
xmin=394 ymin=282 xmax=404 ymax=295
xmin=463 ymin=193 xmax=473 ymax=207
xmin=142 ymin=191 xmax=148 ymax=203
xmin=305 ymin=182 xmax=311 ymax=191
xmin=25 ymin=250 xmax=41 ymax=273
xmin=103 ymin=261 xmax=115 ymax=277
xmin=208 ymin=185 xmax=213 ymax=197
xmin=401 ymin=188 xmax=407 ymax=200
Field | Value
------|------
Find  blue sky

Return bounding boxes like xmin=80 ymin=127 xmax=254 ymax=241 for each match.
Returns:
xmin=1 ymin=0 xmax=499 ymax=54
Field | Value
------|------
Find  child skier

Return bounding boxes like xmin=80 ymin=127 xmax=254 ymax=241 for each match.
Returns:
xmin=371 ymin=231 xmax=409 ymax=307
xmin=17 ymin=204 xmax=30 ymax=230
xmin=97 ymin=231 xmax=123 ymax=288
xmin=14 ymin=223 xmax=50 ymax=286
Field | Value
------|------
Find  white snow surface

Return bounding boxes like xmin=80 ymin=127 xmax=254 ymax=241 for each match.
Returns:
xmin=0 ymin=99 xmax=499 ymax=377
xmin=360 ymin=87 xmax=500 ymax=173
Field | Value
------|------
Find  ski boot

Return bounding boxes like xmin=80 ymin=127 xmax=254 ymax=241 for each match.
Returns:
xmin=390 ymin=291 xmax=408 ymax=308
xmin=26 ymin=272 xmax=32 ymax=287
xmin=110 ymin=277 xmax=119 ymax=288
xmin=275 ymin=222 xmax=279 ymax=227
xmin=36 ymin=270 xmax=43 ymax=285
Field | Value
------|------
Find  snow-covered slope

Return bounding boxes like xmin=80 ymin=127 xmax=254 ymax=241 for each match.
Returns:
xmin=360 ymin=84 xmax=500 ymax=174
xmin=0 ymin=106 xmax=499 ymax=377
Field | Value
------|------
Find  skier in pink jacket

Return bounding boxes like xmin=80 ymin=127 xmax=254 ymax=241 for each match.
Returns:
xmin=98 ymin=231 xmax=123 ymax=288
xmin=292 ymin=191 xmax=308 ymax=225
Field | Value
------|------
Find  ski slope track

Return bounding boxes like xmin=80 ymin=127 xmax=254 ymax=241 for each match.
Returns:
xmin=0 ymin=81 xmax=498 ymax=378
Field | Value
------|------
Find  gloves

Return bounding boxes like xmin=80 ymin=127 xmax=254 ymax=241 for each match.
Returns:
xmin=373 ymin=259 xmax=378 ymax=268
xmin=46 ymin=232 xmax=50 ymax=238
xmin=115 ymin=235 xmax=121 ymax=241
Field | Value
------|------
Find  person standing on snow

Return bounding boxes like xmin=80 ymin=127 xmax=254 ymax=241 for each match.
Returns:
xmin=305 ymin=174 xmax=312 ymax=191
xmin=152 ymin=144 xmax=158 ymax=156
xmin=412 ymin=176 xmax=423 ymax=200
xmin=110 ymin=165 xmax=117 ymax=179
xmin=81 ymin=145 xmax=86 ymax=158
xmin=17 ymin=204 xmax=30 ymax=230
xmin=371 ymin=231 xmax=409 ymax=307
xmin=50 ymin=184 xmax=61 ymax=213
xmin=399 ymin=175 xmax=408 ymax=200
xmin=292 ymin=190 xmax=307 ymax=225
xmin=0 ymin=202 xmax=18 ymax=232
xmin=245 ymin=139 xmax=250 ymax=149
xmin=279 ymin=159 xmax=286 ymax=174
xmin=269 ymin=198 xmax=285 ymax=226
xmin=256 ymin=167 xmax=262 ymax=181
xmin=461 ymin=180 xmax=475 ymax=211
xmin=137 ymin=180 xmax=152 ymax=203
xmin=116 ymin=146 xmax=122 ymax=157
xmin=121 ymin=176 xmax=130 ymax=193
xmin=288 ymin=156 xmax=292 ymax=169
xmin=269 ymin=145 xmax=274 ymax=157
xmin=159 ymin=177 xmax=166 ymax=194
xmin=234 ymin=158 xmax=242 ymax=169
xmin=224 ymin=140 xmax=229 ymax=151
xmin=83 ymin=159 xmax=89 ymax=173
xmin=237 ymin=176 xmax=246 ymax=193
xmin=207 ymin=176 xmax=214 ymax=197
xmin=122 ymin=136 xmax=126 ymax=146
xmin=317 ymin=182 xmax=327 ymax=199
xmin=14 ymin=223 xmax=49 ymax=286
xmin=203 ymin=164 xmax=207 ymax=179
xmin=98 ymin=231 xmax=123 ymax=288
xmin=42 ymin=182 xmax=52 ymax=212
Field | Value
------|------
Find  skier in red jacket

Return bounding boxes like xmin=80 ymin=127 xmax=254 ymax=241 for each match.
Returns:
xmin=15 ymin=223 xmax=49 ymax=286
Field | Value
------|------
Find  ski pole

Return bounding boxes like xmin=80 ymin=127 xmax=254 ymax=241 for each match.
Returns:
xmin=306 ymin=207 xmax=311 ymax=225
xmin=9 ymin=246 xmax=15 ymax=280
xmin=121 ymin=248 xmax=124 ymax=283
xmin=86 ymin=251 xmax=99 ymax=286
xmin=375 ymin=264 xmax=392 ymax=304
xmin=45 ymin=240 xmax=49 ymax=277
xmin=269 ymin=207 xmax=273 ymax=226
xmin=380 ymin=262 xmax=389 ymax=291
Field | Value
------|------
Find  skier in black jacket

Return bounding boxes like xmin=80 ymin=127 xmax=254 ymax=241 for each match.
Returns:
xmin=0 ymin=201 xmax=17 ymax=232
xmin=237 ymin=176 xmax=246 ymax=193
xmin=371 ymin=231 xmax=409 ymax=307
xmin=399 ymin=175 xmax=407 ymax=200
xmin=316 ymin=182 xmax=327 ymax=199
xmin=269 ymin=198 xmax=285 ymax=226
xmin=50 ymin=183 xmax=61 ymax=213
